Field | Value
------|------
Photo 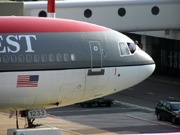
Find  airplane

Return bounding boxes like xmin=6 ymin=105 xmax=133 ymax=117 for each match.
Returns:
xmin=0 ymin=16 xmax=155 ymax=128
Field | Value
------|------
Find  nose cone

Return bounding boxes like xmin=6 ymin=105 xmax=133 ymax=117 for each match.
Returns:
xmin=140 ymin=62 xmax=155 ymax=80
xmin=138 ymin=50 xmax=156 ymax=81
xmin=124 ymin=48 xmax=155 ymax=88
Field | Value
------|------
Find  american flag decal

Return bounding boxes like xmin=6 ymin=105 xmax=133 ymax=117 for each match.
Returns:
xmin=17 ymin=75 xmax=39 ymax=87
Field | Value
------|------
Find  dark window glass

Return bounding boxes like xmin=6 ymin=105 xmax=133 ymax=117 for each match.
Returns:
xmin=39 ymin=10 xmax=47 ymax=17
xmin=84 ymin=9 xmax=92 ymax=18
xmin=118 ymin=8 xmax=126 ymax=17
xmin=152 ymin=6 xmax=160 ymax=15
xmin=162 ymin=102 xmax=167 ymax=108
xmin=157 ymin=101 xmax=163 ymax=107
xmin=171 ymin=103 xmax=180 ymax=111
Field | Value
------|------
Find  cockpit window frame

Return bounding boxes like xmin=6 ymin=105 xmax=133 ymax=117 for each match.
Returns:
xmin=118 ymin=42 xmax=131 ymax=57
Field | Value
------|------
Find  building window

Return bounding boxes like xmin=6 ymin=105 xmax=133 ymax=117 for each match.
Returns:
xmin=39 ymin=10 xmax=47 ymax=17
xmin=118 ymin=8 xmax=126 ymax=17
xmin=84 ymin=9 xmax=92 ymax=18
xmin=152 ymin=6 xmax=159 ymax=15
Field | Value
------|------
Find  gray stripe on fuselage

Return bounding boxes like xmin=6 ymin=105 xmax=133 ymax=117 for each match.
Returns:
xmin=0 ymin=31 xmax=154 ymax=72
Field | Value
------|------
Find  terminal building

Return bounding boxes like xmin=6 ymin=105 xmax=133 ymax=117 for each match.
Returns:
xmin=1 ymin=0 xmax=180 ymax=77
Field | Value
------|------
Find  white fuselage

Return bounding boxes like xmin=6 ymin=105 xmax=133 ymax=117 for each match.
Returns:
xmin=0 ymin=49 xmax=155 ymax=111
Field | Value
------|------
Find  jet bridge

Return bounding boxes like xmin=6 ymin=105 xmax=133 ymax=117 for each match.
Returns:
xmin=24 ymin=0 xmax=180 ymax=33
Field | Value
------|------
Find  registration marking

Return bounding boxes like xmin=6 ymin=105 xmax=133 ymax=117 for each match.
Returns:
xmin=28 ymin=109 xmax=47 ymax=119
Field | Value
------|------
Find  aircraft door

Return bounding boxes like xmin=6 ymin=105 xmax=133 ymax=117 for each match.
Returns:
xmin=83 ymin=41 xmax=108 ymax=101
xmin=89 ymin=41 xmax=102 ymax=69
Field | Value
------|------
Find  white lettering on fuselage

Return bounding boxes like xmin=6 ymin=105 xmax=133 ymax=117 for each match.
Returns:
xmin=0 ymin=35 xmax=36 ymax=53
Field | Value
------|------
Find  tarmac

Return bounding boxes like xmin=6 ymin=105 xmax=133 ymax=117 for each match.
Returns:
xmin=1 ymin=105 xmax=180 ymax=135
xmin=0 ymin=111 xmax=83 ymax=135
xmin=0 ymin=110 xmax=123 ymax=135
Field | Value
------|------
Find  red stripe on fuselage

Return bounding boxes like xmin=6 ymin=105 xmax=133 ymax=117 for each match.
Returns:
xmin=0 ymin=17 xmax=110 ymax=33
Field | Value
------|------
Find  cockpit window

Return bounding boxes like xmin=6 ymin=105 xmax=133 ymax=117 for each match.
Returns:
xmin=119 ymin=42 xmax=131 ymax=56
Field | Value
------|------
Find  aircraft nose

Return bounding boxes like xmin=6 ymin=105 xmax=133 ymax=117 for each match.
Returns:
xmin=141 ymin=62 xmax=155 ymax=79
xmin=138 ymin=51 xmax=156 ymax=81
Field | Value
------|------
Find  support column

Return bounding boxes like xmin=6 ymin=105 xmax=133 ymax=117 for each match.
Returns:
xmin=48 ymin=0 xmax=56 ymax=18
xmin=141 ymin=35 xmax=146 ymax=52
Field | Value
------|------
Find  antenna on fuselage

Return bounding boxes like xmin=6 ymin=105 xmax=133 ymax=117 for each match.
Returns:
xmin=47 ymin=0 xmax=56 ymax=18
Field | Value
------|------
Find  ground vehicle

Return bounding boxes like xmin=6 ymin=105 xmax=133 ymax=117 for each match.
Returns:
xmin=155 ymin=100 xmax=180 ymax=124
xmin=80 ymin=98 xmax=113 ymax=107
